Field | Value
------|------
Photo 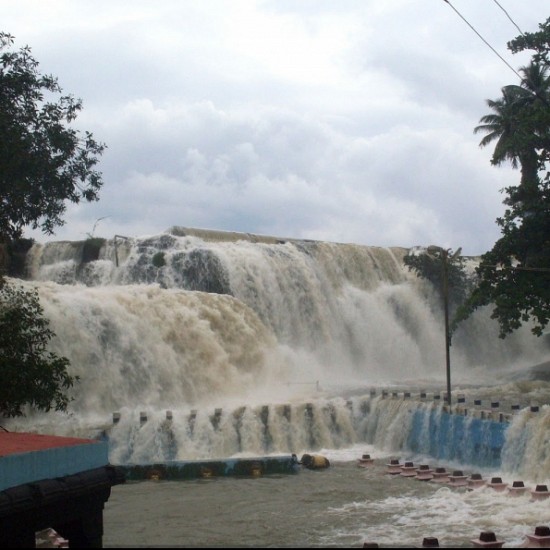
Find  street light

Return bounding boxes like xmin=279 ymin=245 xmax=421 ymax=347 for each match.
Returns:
xmin=426 ymin=245 xmax=461 ymax=407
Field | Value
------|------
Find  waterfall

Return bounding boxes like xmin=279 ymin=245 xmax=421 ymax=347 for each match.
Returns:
xmin=5 ymin=227 xmax=550 ymax=474
xmin=501 ymin=405 xmax=550 ymax=482
xmin=105 ymin=397 xmax=360 ymax=464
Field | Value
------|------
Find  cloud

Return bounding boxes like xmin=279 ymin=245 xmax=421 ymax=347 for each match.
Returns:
xmin=59 ymin=97 xmax=506 ymax=253
xmin=7 ymin=0 xmax=546 ymax=254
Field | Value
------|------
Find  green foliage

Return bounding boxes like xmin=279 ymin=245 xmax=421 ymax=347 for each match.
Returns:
xmin=152 ymin=251 xmax=166 ymax=268
xmin=460 ymin=21 xmax=550 ymax=338
xmin=508 ymin=16 xmax=550 ymax=65
xmin=0 ymin=32 xmax=101 ymax=416
xmin=474 ymin=62 xmax=550 ymax=194
xmin=506 ymin=20 xmax=550 ymax=186
xmin=0 ymin=280 xmax=77 ymax=417
xmin=455 ymin=180 xmax=550 ymax=338
xmin=404 ymin=247 xmax=469 ymax=315
xmin=0 ymin=32 xmax=106 ymax=241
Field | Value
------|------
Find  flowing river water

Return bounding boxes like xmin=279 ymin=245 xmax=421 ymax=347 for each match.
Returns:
xmin=102 ymin=443 xmax=550 ymax=548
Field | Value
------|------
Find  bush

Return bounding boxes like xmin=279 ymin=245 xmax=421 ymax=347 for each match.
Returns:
xmin=0 ymin=280 xmax=77 ymax=417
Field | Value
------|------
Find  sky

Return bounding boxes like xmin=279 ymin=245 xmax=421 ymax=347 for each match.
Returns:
xmin=4 ymin=0 xmax=549 ymax=255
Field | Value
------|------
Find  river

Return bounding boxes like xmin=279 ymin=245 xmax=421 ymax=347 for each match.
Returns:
xmin=103 ymin=444 xmax=550 ymax=548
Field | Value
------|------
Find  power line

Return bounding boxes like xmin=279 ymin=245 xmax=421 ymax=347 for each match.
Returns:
xmin=491 ymin=0 xmax=524 ymax=37
xmin=442 ymin=0 xmax=549 ymax=106
xmin=442 ymin=0 xmax=523 ymax=81
xmin=479 ymin=263 xmax=550 ymax=273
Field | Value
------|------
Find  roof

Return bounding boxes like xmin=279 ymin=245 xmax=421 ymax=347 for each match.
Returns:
xmin=0 ymin=432 xmax=98 ymax=457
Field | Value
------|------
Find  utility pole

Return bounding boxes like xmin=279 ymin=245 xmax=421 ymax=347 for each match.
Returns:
xmin=427 ymin=246 xmax=461 ymax=407
xmin=441 ymin=249 xmax=452 ymax=408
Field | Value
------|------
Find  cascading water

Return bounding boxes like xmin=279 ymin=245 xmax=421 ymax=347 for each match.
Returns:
xmin=5 ymin=227 xmax=550 ymax=477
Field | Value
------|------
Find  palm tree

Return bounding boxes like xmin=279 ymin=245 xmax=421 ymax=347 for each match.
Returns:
xmin=474 ymin=61 xmax=550 ymax=200
xmin=519 ymin=61 xmax=550 ymax=154
xmin=474 ymin=84 xmax=537 ymax=191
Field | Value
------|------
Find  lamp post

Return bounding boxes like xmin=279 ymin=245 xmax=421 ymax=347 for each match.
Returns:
xmin=426 ymin=246 xmax=460 ymax=407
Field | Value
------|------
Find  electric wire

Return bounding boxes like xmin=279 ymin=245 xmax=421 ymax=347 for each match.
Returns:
xmin=491 ymin=0 xmax=524 ymax=37
xmin=442 ymin=0 xmax=523 ymax=81
xmin=442 ymin=1 xmax=550 ymax=107
xmin=477 ymin=263 xmax=550 ymax=273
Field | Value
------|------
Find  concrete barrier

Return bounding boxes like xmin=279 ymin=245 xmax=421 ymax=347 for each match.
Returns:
xmin=121 ymin=455 xmax=300 ymax=481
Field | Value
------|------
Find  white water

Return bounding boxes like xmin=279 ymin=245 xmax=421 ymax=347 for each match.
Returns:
xmin=6 ymin=228 xmax=550 ymax=480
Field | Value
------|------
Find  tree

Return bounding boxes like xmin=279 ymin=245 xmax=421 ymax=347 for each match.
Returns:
xmin=404 ymin=247 xmax=469 ymax=315
xmin=456 ymin=22 xmax=550 ymax=338
xmin=0 ymin=32 xmax=106 ymax=241
xmin=0 ymin=32 xmax=104 ymax=416
xmin=508 ymin=16 xmax=550 ymax=66
xmin=507 ymin=18 xmax=550 ymax=183
xmin=455 ymin=180 xmax=550 ymax=338
xmin=0 ymin=280 xmax=77 ymax=417
xmin=404 ymin=246 xmax=468 ymax=405
xmin=474 ymin=62 xmax=550 ymax=201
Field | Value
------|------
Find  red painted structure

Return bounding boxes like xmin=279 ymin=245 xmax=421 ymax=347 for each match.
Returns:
xmin=0 ymin=432 xmax=98 ymax=454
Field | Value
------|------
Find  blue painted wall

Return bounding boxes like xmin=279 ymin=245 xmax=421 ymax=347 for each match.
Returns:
xmin=406 ymin=409 xmax=507 ymax=468
xmin=0 ymin=441 xmax=109 ymax=491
